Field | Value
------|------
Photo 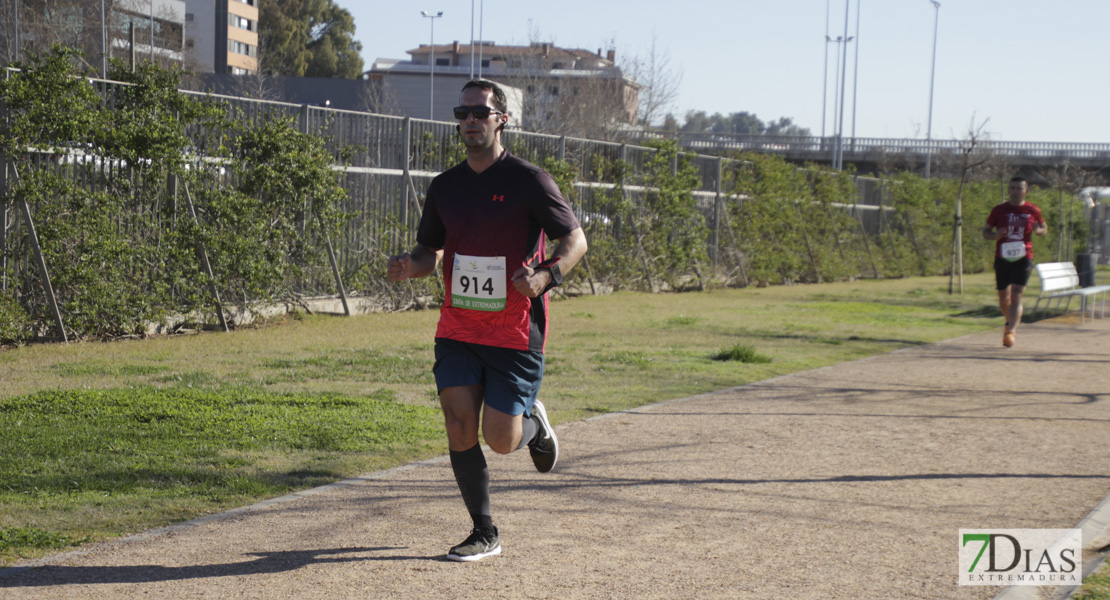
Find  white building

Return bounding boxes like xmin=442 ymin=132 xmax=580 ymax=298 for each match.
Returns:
xmin=368 ymin=41 xmax=638 ymax=130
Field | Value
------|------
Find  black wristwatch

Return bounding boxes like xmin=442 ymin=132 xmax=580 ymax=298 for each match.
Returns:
xmin=534 ymin=258 xmax=563 ymax=294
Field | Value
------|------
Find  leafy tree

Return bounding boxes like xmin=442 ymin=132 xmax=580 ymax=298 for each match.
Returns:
xmin=679 ymin=111 xmax=811 ymax=136
xmin=259 ymin=0 xmax=363 ymax=78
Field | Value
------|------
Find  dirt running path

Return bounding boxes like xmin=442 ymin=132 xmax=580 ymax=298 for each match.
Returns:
xmin=3 ymin=318 xmax=1110 ymax=599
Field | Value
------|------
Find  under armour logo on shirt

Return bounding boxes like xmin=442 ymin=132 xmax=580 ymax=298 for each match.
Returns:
xmin=492 ymin=194 xmax=504 ymax=202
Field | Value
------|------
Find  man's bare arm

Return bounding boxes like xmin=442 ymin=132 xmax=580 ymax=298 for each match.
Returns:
xmin=387 ymin=244 xmax=443 ymax=282
xmin=511 ymin=227 xmax=588 ymax=298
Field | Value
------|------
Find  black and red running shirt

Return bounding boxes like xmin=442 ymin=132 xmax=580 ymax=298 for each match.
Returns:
xmin=416 ymin=151 xmax=580 ymax=353
xmin=985 ymin=202 xmax=1045 ymax=260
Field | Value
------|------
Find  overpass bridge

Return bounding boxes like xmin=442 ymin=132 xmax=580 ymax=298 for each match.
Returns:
xmin=675 ymin=134 xmax=1110 ymax=176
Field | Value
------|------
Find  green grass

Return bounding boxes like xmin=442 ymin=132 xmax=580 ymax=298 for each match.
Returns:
xmin=0 ymin=271 xmax=1077 ymax=569
xmin=1074 ymin=561 xmax=1110 ymax=600
xmin=710 ymin=342 xmax=773 ymax=363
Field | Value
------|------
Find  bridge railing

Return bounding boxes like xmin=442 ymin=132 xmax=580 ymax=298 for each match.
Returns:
xmin=674 ymin=133 xmax=1110 ymax=160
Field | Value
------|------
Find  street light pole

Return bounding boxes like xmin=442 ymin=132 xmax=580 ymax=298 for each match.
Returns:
xmin=821 ymin=0 xmax=830 ymax=140
xmin=850 ymin=0 xmax=861 ymax=143
xmin=835 ymin=0 xmax=851 ymax=170
xmin=13 ymin=0 xmax=19 ymax=63
xmin=925 ymin=0 xmax=940 ymax=179
xmin=478 ymin=0 xmax=484 ymax=78
xmin=101 ymin=0 xmax=107 ymax=77
xmin=829 ymin=35 xmax=844 ymax=166
xmin=421 ymin=10 xmax=443 ymax=120
xmin=469 ymin=0 xmax=474 ymax=79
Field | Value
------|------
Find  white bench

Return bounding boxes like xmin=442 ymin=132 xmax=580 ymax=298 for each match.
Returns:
xmin=1031 ymin=262 xmax=1110 ymax=323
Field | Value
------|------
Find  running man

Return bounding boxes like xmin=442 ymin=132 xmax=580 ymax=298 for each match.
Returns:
xmin=387 ymin=79 xmax=588 ymax=562
xmin=982 ymin=176 xmax=1047 ymax=347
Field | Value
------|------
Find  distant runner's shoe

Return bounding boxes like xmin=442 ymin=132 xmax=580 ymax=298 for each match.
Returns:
xmin=446 ymin=527 xmax=500 ymax=562
xmin=1003 ymin=327 xmax=1016 ymax=348
xmin=528 ymin=399 xmax=559 ymax=473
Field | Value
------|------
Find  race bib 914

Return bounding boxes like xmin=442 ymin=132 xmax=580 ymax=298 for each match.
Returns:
xmin=451 ymin=254 xmax=507 ymax=311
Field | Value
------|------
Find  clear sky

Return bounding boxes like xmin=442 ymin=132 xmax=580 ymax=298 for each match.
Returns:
xmin=334 ymin=0 xmax=1109 ymax=144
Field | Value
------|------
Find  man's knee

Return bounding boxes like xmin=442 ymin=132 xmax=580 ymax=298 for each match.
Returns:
xmin=481 ymin=406 xmax=522 ymax=455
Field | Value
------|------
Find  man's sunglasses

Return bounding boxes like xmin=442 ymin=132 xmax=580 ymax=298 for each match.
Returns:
xmin=453 ymin=105 xmax=503 ymax=120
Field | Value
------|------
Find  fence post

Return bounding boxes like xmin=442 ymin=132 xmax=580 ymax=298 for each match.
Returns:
xmin=17 ymin=195 xmax=67 ymax=342
xmin=1 ymin=157 xmax=7 ymax=293
xmin=620 ymin=144 xmax=657 ymax=293
xmin=299 ymin=104 xmax=310 ymax=134
xmin=713 ymin=157 xmax=723 ymax=271
xmin=181 ymin=178 xmax=229 ymax=332
xmin=401 ymin=117 xmax=412 ymax=238
xmin=558 ymin=136 xmax=566 ymax=162
xmin=319 ymin=214 xmax=351 ymax=316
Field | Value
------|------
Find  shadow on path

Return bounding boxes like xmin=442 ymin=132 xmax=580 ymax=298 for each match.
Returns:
xmin=1 ymin=546 xmax=443 ymax=588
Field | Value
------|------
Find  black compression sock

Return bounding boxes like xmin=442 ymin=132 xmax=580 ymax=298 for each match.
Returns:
xmin=449 ymin=444 xmax=491 ymax=529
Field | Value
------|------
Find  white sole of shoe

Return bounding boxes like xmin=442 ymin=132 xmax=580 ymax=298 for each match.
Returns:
xmin=446 ymin=545 xmax=501 ymax=562
xmin=531 ymin=400 xmax=558 ymax=471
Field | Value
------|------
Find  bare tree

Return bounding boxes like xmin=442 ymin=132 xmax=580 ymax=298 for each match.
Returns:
xmin=3 ymin=0 xmax=185 ymax=75
xmin=354 ymin=77 xmax=399 ymax=116
xmin=2 ymin=0 xmax=102 ymax=70
xmin=949 ymin=117 xmax=993 ymax=294
xmin=626 ymin=31 xmax=682 ymax=140
xmin=1038 ymin=163 xmax=1105 ymax=262
xmin=481 ymin=31 xmax=639 ymax=141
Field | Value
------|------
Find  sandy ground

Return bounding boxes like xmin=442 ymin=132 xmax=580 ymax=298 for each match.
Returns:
xmin=2 ymin=317 xmax=1110 ymax=599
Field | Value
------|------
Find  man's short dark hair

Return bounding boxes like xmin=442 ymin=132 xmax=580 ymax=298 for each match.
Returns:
xmin=461 ymin=79 xmax=508 ymax=114
xmin=1010 ymin=176 xmax=1028 ymax=185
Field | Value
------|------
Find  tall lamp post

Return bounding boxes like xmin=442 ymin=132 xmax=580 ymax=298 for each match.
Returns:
xmin=13 ymin=0 xmax=19 ymax=63
xmin=101 ymin=0 xmax=108 ymax=77
xmin=834 ymin=0 xmax=852 ymax=171
xmin=421 ymin=10 xmax=443 ymax=120
xmin=821 ymin=0 xmax=831 ymax=140
xmin=924 ymin=0 xmax=940 ymax=179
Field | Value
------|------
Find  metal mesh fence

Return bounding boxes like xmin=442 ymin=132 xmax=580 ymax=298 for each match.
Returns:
xmin=2 ymin=74 xmax=898 ymax=336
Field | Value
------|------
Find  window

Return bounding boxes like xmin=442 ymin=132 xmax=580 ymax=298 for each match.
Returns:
xmin=436 ymin=58 xmax=449 ymax=66
xmin=186 ymin=13 xmax=194 ymax=22
xmin=228 ymin=40 xmax=257 ymax=58
xmin=228 ymin=14 xmax=254 ymax=31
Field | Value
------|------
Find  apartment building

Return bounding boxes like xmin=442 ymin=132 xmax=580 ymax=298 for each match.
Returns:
xmin=184 ymin=0 xmax=258 ymax=74
xmin=368 ymin=41 xmax=639 ymax=133
xmin=0 ymin=0 xmax=185 ymax=70
xmin=112 ymin=0 xmax=187 ymax=63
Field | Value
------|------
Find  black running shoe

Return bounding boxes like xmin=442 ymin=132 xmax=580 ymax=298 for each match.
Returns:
xmin=527 ymin=399 xmax=558 ymax=473
xmin=446 ymin=526 xmax=501 ymax=562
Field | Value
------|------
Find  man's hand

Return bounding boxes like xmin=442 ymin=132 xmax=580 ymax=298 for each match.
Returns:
xmin=387 ymin=253 xmax=414 ymax=282
xmin=511 ymin=266 xmax=552 ymax=298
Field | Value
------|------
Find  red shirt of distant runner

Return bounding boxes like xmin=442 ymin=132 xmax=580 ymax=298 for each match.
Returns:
xmin=985 ymin=202 xmax=1044 ymax=259
xmin=416 ymin=151 xmax=580 ymax=353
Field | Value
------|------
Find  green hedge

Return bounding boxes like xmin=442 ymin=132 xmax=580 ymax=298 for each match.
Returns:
xmin=1 ymin=47 xmax=348 ymax=343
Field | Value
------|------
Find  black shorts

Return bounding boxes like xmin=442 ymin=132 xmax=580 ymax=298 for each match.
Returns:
xmin=433 ymin=338 xmax=544 ymax=417
xmin=994 ymin=257 xmax=1034 ymax=290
